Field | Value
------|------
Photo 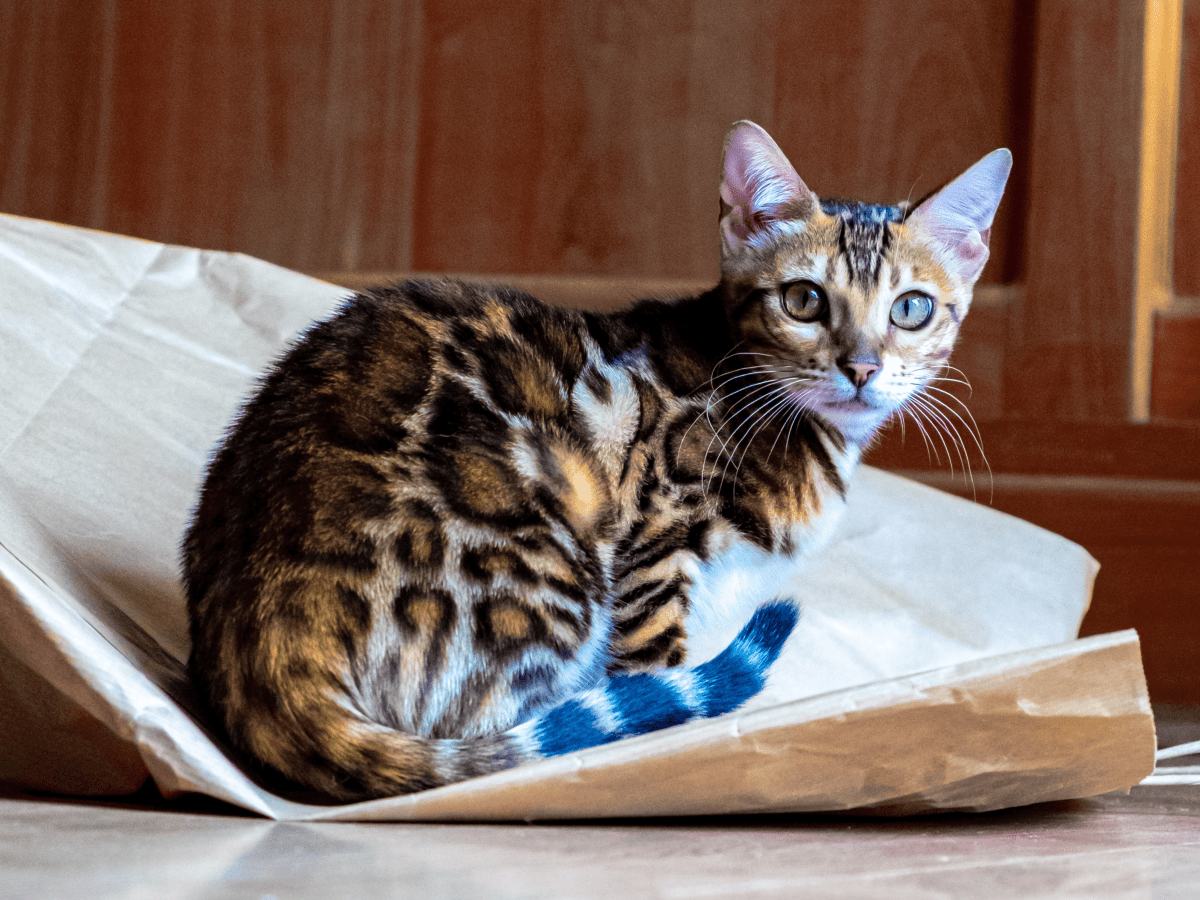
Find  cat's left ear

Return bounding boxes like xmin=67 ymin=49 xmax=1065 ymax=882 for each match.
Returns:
xmin=907 ymin=149 xmax=1012 ymax=283
xmin=720 ymin=121 xmax=820 ymax=257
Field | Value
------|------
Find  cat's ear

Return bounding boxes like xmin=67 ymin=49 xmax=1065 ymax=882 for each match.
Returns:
xmin=907 ymin=149 xmax=1012 ymax=283
xmin=720 ymin=121 xmax=819 ymax=255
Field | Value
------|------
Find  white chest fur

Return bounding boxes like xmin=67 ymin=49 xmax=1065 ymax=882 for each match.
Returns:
xmin=682 ymin=488 xmax=849 ymax=665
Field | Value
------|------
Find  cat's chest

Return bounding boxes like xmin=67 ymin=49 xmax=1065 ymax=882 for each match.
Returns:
xmin=681 ymin=495 xmax=847 ymax=663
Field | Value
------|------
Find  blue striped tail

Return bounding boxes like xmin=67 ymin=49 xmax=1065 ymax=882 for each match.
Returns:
xmin=523 ymin=600 xmax=799 ymax=757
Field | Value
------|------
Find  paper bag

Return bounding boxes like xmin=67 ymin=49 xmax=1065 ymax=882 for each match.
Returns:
xmin=0 ymin=213 xmax=1155 ymax=819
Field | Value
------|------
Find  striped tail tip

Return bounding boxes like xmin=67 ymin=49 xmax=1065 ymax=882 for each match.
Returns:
xmin=695 ymin=599 xmax=799 ymax=718
xmin=522 ymin=600 xmax=800 ymax=759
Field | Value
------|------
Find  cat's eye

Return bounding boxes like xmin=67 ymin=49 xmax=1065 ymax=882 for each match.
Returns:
xmin=889 ymin=292 xmax=935 ymax=330
xmin=782 ymin=281 xmax=828 ymax=322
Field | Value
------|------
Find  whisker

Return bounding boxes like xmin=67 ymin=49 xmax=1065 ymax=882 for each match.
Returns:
xmin=919 ymin=391 xmax=993 ymax=503
xmin=900 ymin=401 xmax=941 ymax=466
xmin=733 ymin=383 xmax=806 ymax=476
xmin=718 ymin=382 xmax=797 ymax=490
xmin=703 ymin=381 xmax=791 ymax=492
xmin=906 ymin=395 xmax=957 ymax=476
xmin=910 ymin=395 xmax=972 ymax=493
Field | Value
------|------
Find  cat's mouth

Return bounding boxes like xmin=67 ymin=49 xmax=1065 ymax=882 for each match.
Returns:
xmin=826 ymin=397 xmax=872 ymax=411
xmin=810 ymin=390 xmax=894 ymax=444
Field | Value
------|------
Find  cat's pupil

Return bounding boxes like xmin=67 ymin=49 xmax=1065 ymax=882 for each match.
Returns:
xmin=783 ymin=281 xmax=828 ymax=322
xmin=890 ymin=292 xmax=934 ymax=330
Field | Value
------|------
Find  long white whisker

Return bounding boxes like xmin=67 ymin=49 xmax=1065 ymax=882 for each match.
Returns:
xmin=718 ymin=383 xmax=797 ymax=490
xmin=730 ymin=396 xmax=792 ymax=480
xmin=906 ymin=395 xmax=956 ymax=475
xmin=911 ymin=396 xmax=972 ymax=495
xmin=929 ymin=376 xmax=974 ymax=393
xmin=773 ymin=395 xmax=809 ymax=463
xmin=900 ymin=401 xmax=940 ymax=466
xmin=919 ymin=391 xmax=993 ymax=502
xmin=703 ymin=381 xmax=792 ymax=492
xmin=733 ymin=383 xmax=805 ymax=476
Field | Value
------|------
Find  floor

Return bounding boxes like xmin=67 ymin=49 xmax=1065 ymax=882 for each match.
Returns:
xmin=2 ymin=708 xmax=1198 ymax=899
xmin=0 ymin=786 xmax=1198 ymax=899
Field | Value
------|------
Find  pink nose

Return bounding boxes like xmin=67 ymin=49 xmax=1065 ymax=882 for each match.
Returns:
xmin=842 ymin=361 xmax=880 ymax=388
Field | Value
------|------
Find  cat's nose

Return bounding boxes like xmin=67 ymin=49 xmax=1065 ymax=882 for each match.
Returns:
xmin=841 ymin=360 xmax=880 ymax=388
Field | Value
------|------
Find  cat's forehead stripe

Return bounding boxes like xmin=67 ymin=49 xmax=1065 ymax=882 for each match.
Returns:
xmin=826 ymin=201 xmax=901 ymax=289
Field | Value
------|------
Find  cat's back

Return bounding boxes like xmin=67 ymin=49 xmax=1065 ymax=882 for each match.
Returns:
xmin=183 ymin=279 xmax=601 ymax=596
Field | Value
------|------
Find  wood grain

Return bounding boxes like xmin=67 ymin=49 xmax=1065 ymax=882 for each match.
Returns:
xmin=767 ymin=0 xmax=1033 ymax=285
xmin=412 ymin=0 xmax=1031 ymax=281
xmin=5 ymin=787 xmax=1200 ymax=894
xmin=1 ymin=0 xmax=422 ymax=272
xmin=1174 ymin=0 xmax=1200 ymax=295
xmin=1005 ymin=1 xmax=1146 ymax=420
xmin=1153 ymin=308 xmax=1200 ymax=417
xmin=412 ymin=0 xmax=776 ymax=279
xmin=0 ymin=0 xmax=114 ymax=229
xmin=1 ymin=1 xmax=1032 ymax=282
xmin=865 ymin=419 xmax=1200 ymax=480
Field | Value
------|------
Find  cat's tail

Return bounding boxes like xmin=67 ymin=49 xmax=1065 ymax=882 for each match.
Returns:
xmin=246 ymin=600 xmax=797 ymax=801
xmin=509 ymin=598 xmax=798 ymax=759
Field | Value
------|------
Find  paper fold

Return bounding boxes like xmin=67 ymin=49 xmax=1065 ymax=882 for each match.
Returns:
xmin=0 ymin=214 xmax=1155 ymax=819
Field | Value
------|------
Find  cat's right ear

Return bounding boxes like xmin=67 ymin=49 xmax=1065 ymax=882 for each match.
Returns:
xmin=720 ymin=121 xmax=819 ymax=256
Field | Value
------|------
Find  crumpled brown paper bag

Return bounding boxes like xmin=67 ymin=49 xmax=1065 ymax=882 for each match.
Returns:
xmin=0 ymin=213 xmax=1155 ymax=820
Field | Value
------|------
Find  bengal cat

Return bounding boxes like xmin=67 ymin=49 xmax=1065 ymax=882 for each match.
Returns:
xmin=182 ymin=121 xmax=1011 ymax=800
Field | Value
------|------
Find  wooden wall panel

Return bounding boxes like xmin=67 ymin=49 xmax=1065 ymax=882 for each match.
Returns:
xmin=2 ymin=1 xmax=1030 ymax=281
xmin=1152 ymin=308 xmax=1200 ymax=417
xmin=413 ymin=0 xmax=1031 ymax=281
xmin=1173 ymin=0 xmax=1200 ymax=295
xmin=1 ymin=0 xmax=422 ymax=273
xmin=768 ymin=0 xmax=1033 ymax=285
xmin=0 ymin=1 xmax=114 ymax=230
xmin=412 ymin=0 xmax=777 ymax=279
xmin=1005 ymin=1 xmax=1146 ymax=420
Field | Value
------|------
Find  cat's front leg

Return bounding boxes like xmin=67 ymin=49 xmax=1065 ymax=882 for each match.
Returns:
xmin=603 ymin=515 xmax=735 ymax=674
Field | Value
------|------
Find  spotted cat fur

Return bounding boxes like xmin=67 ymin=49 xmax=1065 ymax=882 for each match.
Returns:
xmin=183 ymin=121 xmax=1010 ymax=800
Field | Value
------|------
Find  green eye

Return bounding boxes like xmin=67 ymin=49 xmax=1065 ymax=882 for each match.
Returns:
xmin=782 ymin=281 xmax=828 ymax=322
xmin=890 ymin=292 xmax=935 ymax=330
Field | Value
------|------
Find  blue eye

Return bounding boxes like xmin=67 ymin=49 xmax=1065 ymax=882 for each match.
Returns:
xmin=890 ymin=292 xmax=935 ymax=330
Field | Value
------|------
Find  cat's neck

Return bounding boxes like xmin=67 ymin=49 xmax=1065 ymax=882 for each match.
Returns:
xmin=604 ymin=287 xmax=735 ymax=397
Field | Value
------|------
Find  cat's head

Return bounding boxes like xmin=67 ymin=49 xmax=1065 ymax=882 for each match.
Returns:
xmin=716 ymin=120 xmax=1010 ymax=446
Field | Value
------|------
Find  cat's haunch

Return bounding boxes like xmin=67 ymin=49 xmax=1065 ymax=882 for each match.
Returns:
xmin=182 ymin=121 xmax=1010 ymax=800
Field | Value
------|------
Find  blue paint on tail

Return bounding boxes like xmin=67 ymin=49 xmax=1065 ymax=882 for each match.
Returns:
xmin=529 ymin=600 xmax=799 ymax=758
xmin=607 ymin=672 xmax=692 ymax=732
xmin=534 ymin=699 xmax=620 ymax=756
xmin=696 ymin=600 xmax=798 ymax=718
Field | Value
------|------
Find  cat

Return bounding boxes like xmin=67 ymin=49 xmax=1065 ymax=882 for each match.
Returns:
xmin=182 ymin=121 xmax=1010 ymax=801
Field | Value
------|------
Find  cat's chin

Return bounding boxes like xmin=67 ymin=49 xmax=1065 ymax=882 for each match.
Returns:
xmin=814 ymin=403 xmax=891 ymax=446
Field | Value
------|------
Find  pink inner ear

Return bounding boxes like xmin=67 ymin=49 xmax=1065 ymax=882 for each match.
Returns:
xmin=721 ymin=124 xmax=807 ymax=241
xmin=910 ymin=148 xmax=1011 ymax=279
xmin=959 ymin=233 xmax=988 ymax=265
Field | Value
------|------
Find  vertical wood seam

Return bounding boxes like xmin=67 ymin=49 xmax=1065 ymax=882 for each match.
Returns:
xmin=1132 ymin=0 xmax=1184 ymax=421
xmin=89 ymin=0 xmax=119 ymax=231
